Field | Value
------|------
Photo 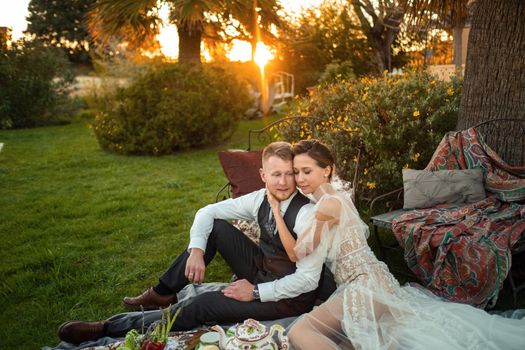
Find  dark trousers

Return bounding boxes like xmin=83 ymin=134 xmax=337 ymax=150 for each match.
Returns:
xmin=159 ymin=219 xmax=269 ymax=291
xmin=106 ymin=220 xmax=316 ymax=336
xmin=106 ymin=289 xmax=313 ymax=336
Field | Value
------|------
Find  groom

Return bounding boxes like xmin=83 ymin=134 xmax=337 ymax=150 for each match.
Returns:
xmin=58 ymin=141 xmax=335 ymax=344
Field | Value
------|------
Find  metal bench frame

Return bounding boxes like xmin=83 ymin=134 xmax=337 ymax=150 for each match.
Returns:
xmin=369 ymin=118 xmax=525 ymax=307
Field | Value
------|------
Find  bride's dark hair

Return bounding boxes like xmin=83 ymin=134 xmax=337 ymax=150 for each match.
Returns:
xmin=292 ymin=139 xmax=335 ymax=179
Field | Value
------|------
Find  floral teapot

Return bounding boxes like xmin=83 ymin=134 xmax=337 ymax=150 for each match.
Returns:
xmin=212 ymin=319 xmax=289 ymax=350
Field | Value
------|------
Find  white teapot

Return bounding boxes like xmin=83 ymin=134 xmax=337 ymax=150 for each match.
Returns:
xmin=212 ymin=319 xmax=289 ymax=350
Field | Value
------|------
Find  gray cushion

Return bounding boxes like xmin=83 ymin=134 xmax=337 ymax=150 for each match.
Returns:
xmin=403 ymin=169 xmax=486 ymax=209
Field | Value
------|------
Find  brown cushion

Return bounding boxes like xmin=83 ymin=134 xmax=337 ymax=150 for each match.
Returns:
xmin=403 ymin=168 xmax=486 ymax=209
xmin=218 ymin=150 xmax=264 ymax=198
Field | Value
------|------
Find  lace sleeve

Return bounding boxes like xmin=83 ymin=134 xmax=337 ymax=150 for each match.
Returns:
xmin=294 ymin=195 xmax=342 ymax=260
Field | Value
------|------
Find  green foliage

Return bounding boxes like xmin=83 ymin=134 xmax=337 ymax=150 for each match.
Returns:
xmin=82 ymin=56 xmax=150 ymax=119
xmin=148 ymin=306 xmax=180 ymax=344
xmin=318 ymin=60 xmax=357 ymax=84
xmin=27 ymin=0 xmax=95 ymax=63
xmin=92 ymin=63 xmax=253 ymax=155
xmin=280 ymin=71 xmax=462 ymax=199
xmin=279 ymin=1 xmax=372 ymax=93
xmin=121 ymin=329 xmax=144 ymax=350
xmin=0 ymin=39 xmax=76 ymax=129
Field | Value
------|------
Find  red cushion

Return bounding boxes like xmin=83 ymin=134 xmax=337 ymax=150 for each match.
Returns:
xmin=218 ymin=150 xmax=265 ymax=198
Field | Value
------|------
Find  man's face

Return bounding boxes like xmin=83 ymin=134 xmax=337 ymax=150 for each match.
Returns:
xmin=260 ymin=155 xmax=296 ymax=201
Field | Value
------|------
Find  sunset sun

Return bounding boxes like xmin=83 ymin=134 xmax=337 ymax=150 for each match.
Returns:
xmin=254 ymin=41 xmax=274 ymax=69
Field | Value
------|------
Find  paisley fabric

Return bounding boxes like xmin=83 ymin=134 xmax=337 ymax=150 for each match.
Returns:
xmin=392 ymin=128 xmax=525 ymax=308
xmin=424 ymin=127 xmax=525 ymax=201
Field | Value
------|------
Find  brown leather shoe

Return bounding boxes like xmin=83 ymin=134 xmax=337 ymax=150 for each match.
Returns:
xmin=122 ymin=287 xmax=177 ymax=310
xmin=58 ymin=320 xmax=107 ymax=344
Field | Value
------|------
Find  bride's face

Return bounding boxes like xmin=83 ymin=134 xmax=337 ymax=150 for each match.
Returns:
xmin=293 ymin=153 xmax=331 ymax=195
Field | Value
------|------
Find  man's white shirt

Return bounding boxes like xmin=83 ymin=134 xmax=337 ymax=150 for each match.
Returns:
xmin=188 ymin=188 xmax=325 ymax=302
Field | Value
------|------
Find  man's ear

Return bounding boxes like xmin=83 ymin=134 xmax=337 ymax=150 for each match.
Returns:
xmin=259 ymin=168 xmax=267 ymax=184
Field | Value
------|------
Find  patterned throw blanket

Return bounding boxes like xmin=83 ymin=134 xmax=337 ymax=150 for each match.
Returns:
xmin=392 ymin=128 xmax=525 ymax=308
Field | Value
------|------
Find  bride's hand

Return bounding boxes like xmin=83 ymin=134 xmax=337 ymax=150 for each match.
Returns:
xmin=266 ymin=186 xmax=280 ymax=212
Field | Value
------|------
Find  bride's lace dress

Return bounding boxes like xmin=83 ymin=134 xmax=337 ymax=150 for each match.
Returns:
xmin=290 ymin=183 xmax=525 ymax=350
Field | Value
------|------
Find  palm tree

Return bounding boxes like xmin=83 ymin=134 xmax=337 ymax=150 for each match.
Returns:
xmin=410 ymin=0 xmax=525 ymax=165
xmin=197 ymin=0 xmax=283 ymax=62
xmin=89 ymin=0 xmax=282 ymax=64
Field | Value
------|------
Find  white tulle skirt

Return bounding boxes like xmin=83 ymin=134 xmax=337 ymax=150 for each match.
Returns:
xmin=289 ymin=280 xmax=525 ymax=350
xmin=287 ymin=184 xmax=525 ymax=350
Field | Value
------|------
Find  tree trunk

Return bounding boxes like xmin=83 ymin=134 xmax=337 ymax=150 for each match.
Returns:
xmin=452 ymin=24 xmax=463 ymax=76
xmin=251 ymin=39 xmax=256 ymax=63
xmin=457 ymin=0 xmax=525 ymax=165
xmin=177 ymin=24 xmax=202 ymax=65
xmin=351 ymin=1 xmax=404 ymax=75
xmin=368 ymin=27 xmax=398 ymax=74
xmin=384 ymin=28 xmax=396 ymax=72
xmin=369 ymin=33 xmax=387 ymax=73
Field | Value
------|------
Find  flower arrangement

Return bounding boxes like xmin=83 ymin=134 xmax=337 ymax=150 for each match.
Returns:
xmin=118 ymin=305 xmax=181 ymax=350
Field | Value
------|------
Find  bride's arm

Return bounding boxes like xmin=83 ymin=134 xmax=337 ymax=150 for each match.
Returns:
xmin=294 ymin=197 xmax=341 ymax=259
xmin=268 ymin=187 xmax=343 ymax=262
xmin=267 ymin=189 xmax=298 ymax=262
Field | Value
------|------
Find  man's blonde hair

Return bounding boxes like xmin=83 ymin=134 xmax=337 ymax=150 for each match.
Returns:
xmin=262 ymin=141 xmax=294 ymax=164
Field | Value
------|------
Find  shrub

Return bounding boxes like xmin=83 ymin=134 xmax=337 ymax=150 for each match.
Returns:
xmin=0 ymin=39 xmax=75 ymax=129
xmin=92 ymin=63 xmax=252 ymax=155
xmin=278 ymin=71 xmax=462 ymax=200
xmin=318 ymin=60 xmax=356 ymax=84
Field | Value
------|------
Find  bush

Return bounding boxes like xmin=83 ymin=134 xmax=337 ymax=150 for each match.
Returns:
xmin=0 ymin=39 xmax=75 ymax=129
xmin=92 ymin=63 xmax=252 ymax=155
xmin=278 ymin=71 xmax=462 ymax=200
xmin=318 ymin=60 xmax=356 ymax=84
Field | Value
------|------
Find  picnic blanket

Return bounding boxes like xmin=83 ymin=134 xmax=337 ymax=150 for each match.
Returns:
xmin=392 ymin=128 xmax=525 ymax=308
xmin=43 ymin=283 xmax=297 ymax=350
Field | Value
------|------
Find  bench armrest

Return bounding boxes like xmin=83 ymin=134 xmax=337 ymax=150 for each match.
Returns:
xmin=369 ymin=187 xmax=403 ymax=217
xmin=215 ymin=183 xmax=231 ymax=203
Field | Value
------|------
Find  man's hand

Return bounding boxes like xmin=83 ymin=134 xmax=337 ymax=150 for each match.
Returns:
xmin=222 ymin=279 xmax=255 ymax=302
xmin=185 ymin=248 xmax=205 ymax=284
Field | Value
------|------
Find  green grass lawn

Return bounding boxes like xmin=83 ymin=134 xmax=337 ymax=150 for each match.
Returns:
xmin=0 ymin=116 xmax=279 ymax=349
xmin=0 ymin=116 xmax=522 ymax=349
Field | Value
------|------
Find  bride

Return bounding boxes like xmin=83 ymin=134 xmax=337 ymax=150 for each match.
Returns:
xmin=267 ymin=139 xmax=525 ymax=350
